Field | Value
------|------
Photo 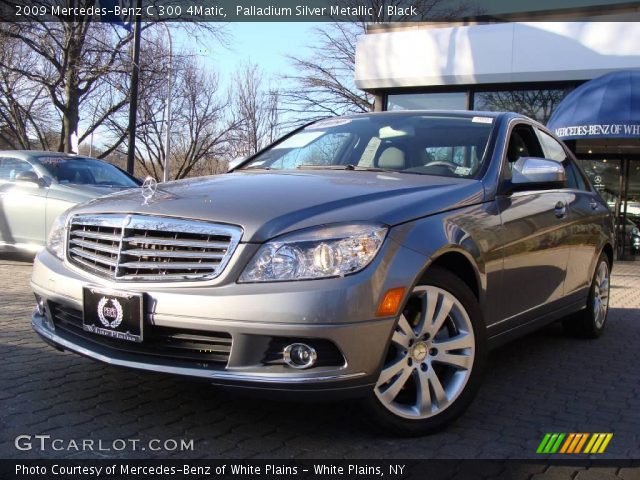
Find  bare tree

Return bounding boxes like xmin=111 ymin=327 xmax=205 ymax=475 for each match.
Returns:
xmin=0 ymin=20 xmax=138 ymax=153
xmin=0 ymin=30 xmax=57 ymax=149
xmin=106 ymin=35 xmax=237 ymax=181
xmin=168 ymin=62 xmax=237 ymax=179
xmin=282 ymin=0 xmax=479 ymax=125
xmin=473 ymin=90 xmax=568 ymax=124
xmin=230 ymin=63 xmax=282 ymax=158
xmin=281 ymin=23 xmax=371 ymax=124
xmin=0 ymin=9 xmax=226 ymax=154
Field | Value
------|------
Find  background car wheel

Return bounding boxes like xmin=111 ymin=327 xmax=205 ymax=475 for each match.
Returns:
xmin=363 ymin=266 xmax=486 ymax=436
xmin=563 ymin=253 xmax=611 ymax=338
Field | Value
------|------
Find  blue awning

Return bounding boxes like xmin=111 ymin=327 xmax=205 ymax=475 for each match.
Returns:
xmin=547 ymin=69 xmax=640 ymax=140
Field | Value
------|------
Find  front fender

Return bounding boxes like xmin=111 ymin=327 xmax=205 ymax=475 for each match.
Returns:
xmin=388 ymin=201 xmax=503 ymax=323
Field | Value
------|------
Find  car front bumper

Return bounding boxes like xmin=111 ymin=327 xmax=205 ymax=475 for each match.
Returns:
xmin=31 ymin=309 xmax=383 ymax=397
xmin=30 ymin=240 xmax=428 ymax=397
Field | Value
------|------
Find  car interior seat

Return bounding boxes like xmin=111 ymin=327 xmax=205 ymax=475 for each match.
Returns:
xmin=376 ymin=146 xmax=407 ymax=170
xmin=73 ymin=169 xmax=93 ymax=184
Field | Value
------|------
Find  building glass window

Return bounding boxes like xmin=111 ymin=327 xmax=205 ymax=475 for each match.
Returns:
xmin=387 ymin=92 xmax=467 ymax=111
xmin=473 ymin=88 xmax=572 ymax=123
xmin=581 ymin=158 xmax=622 ymax=212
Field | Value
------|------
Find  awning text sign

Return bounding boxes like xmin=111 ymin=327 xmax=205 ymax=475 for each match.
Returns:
xmin=555 ymin=123 xmax=640 ymax=139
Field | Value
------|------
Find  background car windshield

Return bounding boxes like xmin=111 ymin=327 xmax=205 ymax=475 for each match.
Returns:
xmin=38 ymin=157 xmax=138 ymax=187
xmin=240 ymin=114 xmax=494 ymax=178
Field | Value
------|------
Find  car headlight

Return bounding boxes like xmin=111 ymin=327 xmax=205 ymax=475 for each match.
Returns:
xmin=46 ymin=211 xmax=71 ymax=260
xmin=239 ymin=223 xmax=388 ymax=282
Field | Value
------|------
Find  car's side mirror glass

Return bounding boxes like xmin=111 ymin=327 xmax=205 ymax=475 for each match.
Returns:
xmin=14 ymin=170 xmax=41 ymax=184
xmin=509 ymin=157 xmax=566 ymax=191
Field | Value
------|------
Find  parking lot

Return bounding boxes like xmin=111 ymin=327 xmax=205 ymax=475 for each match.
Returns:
xmin=1 ymin=255 xmax=639 ymax=465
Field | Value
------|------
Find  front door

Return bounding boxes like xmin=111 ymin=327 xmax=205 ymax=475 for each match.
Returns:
xmin=0 ymin=157 xmax=48 ymax=247
xmin=492 ymin=123 xmax=573 ymax=330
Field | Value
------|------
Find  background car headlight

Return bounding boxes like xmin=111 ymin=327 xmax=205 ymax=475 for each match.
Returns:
xmin=239 ymin=224 xmax=388 ymax=282
xmin=46 ymin=211 xmax=71 ymax=260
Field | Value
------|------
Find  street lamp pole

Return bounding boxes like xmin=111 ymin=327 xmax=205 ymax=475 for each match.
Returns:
xmin=126 ymin=0 xmax=142 ymax=175
xmin=163 ymin=24 xmax=173 ymax=183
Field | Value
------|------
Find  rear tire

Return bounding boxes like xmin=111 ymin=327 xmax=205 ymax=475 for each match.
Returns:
xmin=362 ymin=267 xmax=486 ymax=436
xmin=563 ymin=253 xmax=610 ymax=339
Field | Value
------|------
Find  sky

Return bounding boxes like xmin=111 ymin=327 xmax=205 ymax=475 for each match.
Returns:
xmin=87 ymin=22 xmax=324 ymax=149
xmin=174 ymin=22 xmax=323 ymax=85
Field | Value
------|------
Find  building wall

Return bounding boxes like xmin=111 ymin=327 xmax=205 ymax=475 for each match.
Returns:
xmin=355 ymin=22 xmax=640 ymax=90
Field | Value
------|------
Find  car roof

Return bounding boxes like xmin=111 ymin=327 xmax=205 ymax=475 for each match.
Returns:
xmin=0 ymin=151 xmax=101 ymax=163
xmin=333 ymin=110 xmax=522 ymax=121
xmin=308 ymin=110 xmax=550 ymax=136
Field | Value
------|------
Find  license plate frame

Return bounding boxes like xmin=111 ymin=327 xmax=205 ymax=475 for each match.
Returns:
xmin=82 ymin=287 xmax=144 ymax=343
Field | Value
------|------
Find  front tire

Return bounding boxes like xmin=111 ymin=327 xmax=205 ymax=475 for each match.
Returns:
xmin=563 ymin=253 xmax=611 ymax=338
xmin=363 ymin=267 xmax=487 ymax=436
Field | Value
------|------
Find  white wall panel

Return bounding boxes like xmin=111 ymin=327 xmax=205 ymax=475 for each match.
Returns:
xmin=355 ymin=22 xmax=640 ymax=89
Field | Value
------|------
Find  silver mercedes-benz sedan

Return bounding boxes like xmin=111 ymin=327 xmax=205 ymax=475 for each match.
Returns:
xmin=30 ymin=112 xmax=614 ymax=435
xmin=0 ymin=151 xmax=140 ymax=253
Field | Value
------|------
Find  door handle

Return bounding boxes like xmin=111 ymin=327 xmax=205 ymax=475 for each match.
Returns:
xmin=589 ymin=201 xmax=598 ymax=210
xmin=554 ymin=201 xmax=567 ymax=219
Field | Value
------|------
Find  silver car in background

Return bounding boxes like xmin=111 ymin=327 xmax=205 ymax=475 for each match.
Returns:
xmin=0 ymin=151 xmax=140 ymax=253
xmin=30 ymin=112 xmax=614 ymax=435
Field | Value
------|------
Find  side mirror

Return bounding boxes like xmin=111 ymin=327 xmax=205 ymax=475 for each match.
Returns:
xmin=15 ymin=170 xmax=41 ymax=184
xmin=510 ymin=157 xmax=566 ymax=191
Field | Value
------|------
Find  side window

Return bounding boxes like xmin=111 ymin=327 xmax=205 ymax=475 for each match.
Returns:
xmin=536 ymin=129 xmax=568 ymax=162
xmin=563 ymin=159 xmax=588 ymax=191
xmin=536 ymin=129 xmax=589 ymax=191
xmin=504 ymin=124 xmax=544 ymax=173
xmin=0 ymin=158 xmax=35 ymax=182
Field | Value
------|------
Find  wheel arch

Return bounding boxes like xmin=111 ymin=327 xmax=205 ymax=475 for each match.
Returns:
xmin=587 ymin=242 xmax=614 ymax=285
xmin=420 ymin=250 xmax=481 ymax=301
xmin=601 ymin=242 xmax=614 ymax=267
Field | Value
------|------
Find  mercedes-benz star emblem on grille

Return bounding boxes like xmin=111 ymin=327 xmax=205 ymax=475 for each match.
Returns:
xmin=141 ymin=176 xmax=158 ymax=204
xmin=97 ymin=297 xmax=123 ymax=329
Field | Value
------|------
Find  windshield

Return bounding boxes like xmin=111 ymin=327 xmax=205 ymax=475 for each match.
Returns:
xmin=240 ymin=114 xmax=495 ymax=178
xmin=37 ymin=157 xmax=139 ymax=187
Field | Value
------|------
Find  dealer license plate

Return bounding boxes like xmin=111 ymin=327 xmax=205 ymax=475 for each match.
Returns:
xmin=82 ymin=287 xmax=143 ymax=343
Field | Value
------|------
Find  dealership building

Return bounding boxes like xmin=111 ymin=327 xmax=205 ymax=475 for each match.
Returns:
xmin=355 ymin=4 xmax=640 ymax=257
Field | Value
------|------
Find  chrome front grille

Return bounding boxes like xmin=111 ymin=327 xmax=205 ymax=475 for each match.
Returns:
xmin=67 ymin=214 xmax=242 ymax=281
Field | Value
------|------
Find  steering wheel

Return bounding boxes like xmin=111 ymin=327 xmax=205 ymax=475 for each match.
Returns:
xmin=424 ymin=160 xmax=458 ymax=172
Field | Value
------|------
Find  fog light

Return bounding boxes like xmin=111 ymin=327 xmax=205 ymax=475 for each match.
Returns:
xmin=283 ymin=343 xmax=317 ymax=369
xmin=34 ymin=294 xmax=45 ymax=316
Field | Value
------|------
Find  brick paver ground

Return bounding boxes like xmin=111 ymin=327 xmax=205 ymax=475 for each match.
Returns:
xmin=0 ymin=255 xmax=638 ymax=474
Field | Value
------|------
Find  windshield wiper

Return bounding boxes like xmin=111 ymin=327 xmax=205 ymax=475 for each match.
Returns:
xmin=296 ymin=164 xmax=392 ymax=172
xmin=296 ymin=164 xmax=354 ymax=170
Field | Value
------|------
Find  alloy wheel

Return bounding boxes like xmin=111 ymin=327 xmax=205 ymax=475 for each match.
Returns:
xmin=374 ymin=285 xmax=475 ymax=420
xmin=593 ymin=261 xmax=610 ymax=328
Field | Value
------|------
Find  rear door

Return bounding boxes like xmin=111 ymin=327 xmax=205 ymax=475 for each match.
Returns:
xmin=0 ymin=157 xmax=48 ymax=247
xmin=492 ymin=123 xmax=573 ymax=329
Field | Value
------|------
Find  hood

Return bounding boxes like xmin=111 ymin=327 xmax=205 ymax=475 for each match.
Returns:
xmin=49 ymin=183 xmax=133 ymax=204
xmin=73 ymin=171 xmax=485 ymax=242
